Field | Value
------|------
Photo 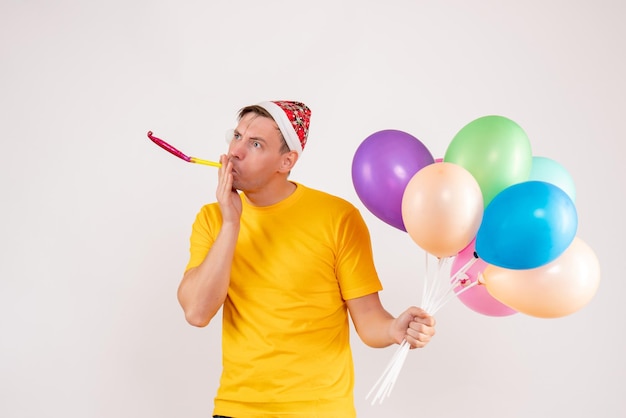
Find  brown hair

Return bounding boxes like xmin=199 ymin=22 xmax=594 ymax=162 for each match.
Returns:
xmin=238 ymin=105 xmax=290 ymax=154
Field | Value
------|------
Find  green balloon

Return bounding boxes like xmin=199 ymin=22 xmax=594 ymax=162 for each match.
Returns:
xmin=444 ymin=115 xmax=532 ymax=207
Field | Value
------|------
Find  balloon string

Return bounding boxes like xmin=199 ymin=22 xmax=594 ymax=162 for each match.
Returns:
xmin=366 ymin=339 xmax=410 ymax=404
xmin=421 ymin=255 xmax=434 ymax=312
xmin=450 ymin=256 xmax=477 ymax=286
xmin=422 ymin=256 xmax=448 ymax=312
xmin=426 ymin=256 xmax=477 ymax=315
xmin=454 ymin=279 xmax=479 ymax=298
xmin=430 ymin=279 xmax=479 ymax=315
xmin=422 ymin=256 xmax=454 ymax=313
xmin=422 ymin=257 xmax=445 ymax=314
xmin=366 ymin=339 xmax=406 ymax=398
xmin=367 ymin=251 xmax=480 ymax=403
xmin=421 ymin=251 xmax=429 ymax=308
xmin=380 ymin=342 xmax=410 ymax=401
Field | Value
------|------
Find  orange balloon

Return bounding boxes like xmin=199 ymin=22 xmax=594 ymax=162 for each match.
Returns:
xmin=401 ymin=162 xmax=483 ymax=258
xmin=482 ymin=237 xmax=601 ymax=318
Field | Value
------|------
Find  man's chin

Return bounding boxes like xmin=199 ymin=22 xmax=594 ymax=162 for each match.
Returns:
xmin=231 ymin=181 xmax=244 ymax=192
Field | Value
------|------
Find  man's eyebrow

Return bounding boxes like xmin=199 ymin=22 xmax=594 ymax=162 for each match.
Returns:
xmin=234 ymin=128 xmax=268 ymax=143
xmin=249 ymin=135 xmax=268 ymax=144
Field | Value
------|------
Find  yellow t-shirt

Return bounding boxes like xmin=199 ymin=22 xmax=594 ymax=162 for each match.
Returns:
xmin=186 ymin=183 xmax=383 ymax=417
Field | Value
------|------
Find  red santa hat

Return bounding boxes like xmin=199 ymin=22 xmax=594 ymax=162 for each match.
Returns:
xmin=257 ymin=101 xmax=311 ymax=155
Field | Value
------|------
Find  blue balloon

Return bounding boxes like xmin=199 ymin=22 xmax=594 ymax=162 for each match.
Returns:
xmin=475 ymin=181 xmax=577 ymax=269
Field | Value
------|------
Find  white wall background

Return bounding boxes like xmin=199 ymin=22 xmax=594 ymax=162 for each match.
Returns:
xmin=1 ymin=1 xmax=624 ymax=417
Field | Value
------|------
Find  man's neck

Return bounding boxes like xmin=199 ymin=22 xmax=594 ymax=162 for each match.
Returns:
xmin=244 ymin=181 xmax=297 ymax=207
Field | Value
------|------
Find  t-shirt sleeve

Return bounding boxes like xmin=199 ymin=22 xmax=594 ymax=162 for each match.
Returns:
xmin=335 ymin=207 xmax=383 ymax=300
xmin=185 ymin=204 xmax=222 ymax=272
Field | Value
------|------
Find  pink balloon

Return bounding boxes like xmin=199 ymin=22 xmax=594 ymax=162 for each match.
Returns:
xmin=451 ymin=239 xmax=517 ymax=317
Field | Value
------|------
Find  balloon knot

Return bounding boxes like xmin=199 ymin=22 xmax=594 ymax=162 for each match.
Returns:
xmin=477 ymin=273 xmax=485 ymax=285
xmin=458 ymin=273 xmax=470 ymax=287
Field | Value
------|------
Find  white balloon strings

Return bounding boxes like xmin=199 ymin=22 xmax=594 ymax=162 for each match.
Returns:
xmin=366 ymin=252 xmax=478 ymax=404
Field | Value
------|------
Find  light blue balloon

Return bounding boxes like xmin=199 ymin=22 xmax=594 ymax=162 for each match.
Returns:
xmin=529 ymin=156 xmax=576 ymax=202
xmin=475 ymin=181 xmax=577 ymax=270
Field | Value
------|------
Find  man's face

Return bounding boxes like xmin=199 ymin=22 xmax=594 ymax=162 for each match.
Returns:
xmin=227 ymin=112 xmax=288 ymax=192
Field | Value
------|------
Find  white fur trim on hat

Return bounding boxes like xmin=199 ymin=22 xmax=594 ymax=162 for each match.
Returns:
xmin=257 ymin=101 xmax=303 ymax=155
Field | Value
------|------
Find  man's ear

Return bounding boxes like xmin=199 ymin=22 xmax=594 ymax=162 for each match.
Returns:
xmin=279 ymin=150 xmax=299 ymax=173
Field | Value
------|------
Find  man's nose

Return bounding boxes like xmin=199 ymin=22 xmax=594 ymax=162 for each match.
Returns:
xmin=228 ymin=138 xmax=245 ymax=158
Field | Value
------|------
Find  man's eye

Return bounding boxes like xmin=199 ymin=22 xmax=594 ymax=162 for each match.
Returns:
xmin=252 ymin=141 xmax=261 ymax=148
xmin=233 ymin=133 xmax=242 ymax=140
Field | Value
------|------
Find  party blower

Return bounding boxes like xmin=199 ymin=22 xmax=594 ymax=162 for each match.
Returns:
xmin=147 ymin=131 xmax=221 ymax=167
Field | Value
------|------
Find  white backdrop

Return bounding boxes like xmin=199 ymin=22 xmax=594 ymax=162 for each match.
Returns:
xmin=1 ymin=1 xmax=624 ymax=417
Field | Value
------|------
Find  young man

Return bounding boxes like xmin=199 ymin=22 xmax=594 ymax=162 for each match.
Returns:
xmin=177 ymin=100 xmax=436 ymax=417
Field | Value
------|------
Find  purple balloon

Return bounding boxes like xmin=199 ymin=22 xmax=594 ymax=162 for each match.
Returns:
xmin=352 ymin=130 xmax=434 ymax=231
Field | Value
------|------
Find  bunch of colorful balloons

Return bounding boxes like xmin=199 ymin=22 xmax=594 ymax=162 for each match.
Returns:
xmin=352 ymin=116 xmax=600 ymax=319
